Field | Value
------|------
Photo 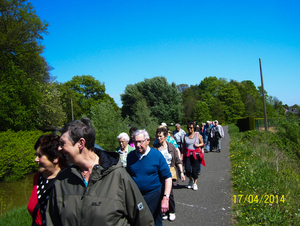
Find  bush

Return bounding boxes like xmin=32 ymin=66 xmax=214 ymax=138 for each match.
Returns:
xmin=0 ymin=130 xmax=46 ymax=182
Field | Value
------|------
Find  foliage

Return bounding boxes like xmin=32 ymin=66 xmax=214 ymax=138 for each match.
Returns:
xmin=90 ymin=100 xmax=129 ymax=151
xmin=0 ymin=61 xmax=42 ymax=131
xmin=0 ymin=130 xmax=46 ymax=182
xmin=193 ymin=101 xmax=211 ymax=124
xmin=0 ymin=206 xmax=31 ymax=225
xmin=0 ymin=0 xmax=50 ymax=131
xmin=35 ymin=81 xmax=67 ymax=127
xmin=229 ymin=122 xmax=300 ymax=225
xmin=59 ymin=75 xmax=117 ymax=122
xmin=121 ymin=76 xmax=183 ymax=124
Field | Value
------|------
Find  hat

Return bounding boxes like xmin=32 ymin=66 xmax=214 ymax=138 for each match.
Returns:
xmin=161 ymin=122 xmax=167 ymax=127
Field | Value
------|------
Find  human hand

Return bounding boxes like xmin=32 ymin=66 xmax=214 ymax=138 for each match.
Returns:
xmin=161 ymin=197 xmax=169 ymax=213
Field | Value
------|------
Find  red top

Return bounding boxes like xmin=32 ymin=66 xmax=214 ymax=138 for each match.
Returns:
xmin=27 ymin=172 xmax=42 ymax=225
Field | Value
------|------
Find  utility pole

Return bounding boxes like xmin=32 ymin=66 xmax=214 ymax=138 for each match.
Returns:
xmin=71 ymin=98 xmax=74 ymax=121
xmin=259 ymin=58 xmax=268 ymax=131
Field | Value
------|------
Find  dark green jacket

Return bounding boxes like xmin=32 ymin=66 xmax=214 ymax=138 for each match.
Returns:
xmin=46 ymin=148 xmax=154 ymax=226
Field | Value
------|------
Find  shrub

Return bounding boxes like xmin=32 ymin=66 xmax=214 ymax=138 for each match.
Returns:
xmin=0 ymin=130 xmax=46 ymax=182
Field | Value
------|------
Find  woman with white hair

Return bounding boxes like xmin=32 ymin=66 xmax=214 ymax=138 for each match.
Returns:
xmin=115 ymin=132 xmax=135 ymax=167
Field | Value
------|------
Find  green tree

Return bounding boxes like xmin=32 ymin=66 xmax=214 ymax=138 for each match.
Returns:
xmin=193 ymin=101 xmax=211 ymax=123
xmin=90 ymin=100 xmax=129 ymax=151
xmin=60 ymin=75 xmax=117 ymax=121
xmin=0 ymin=0 xmax=50 ymax=131
xmin=36 ymin=81 xmax=67 ymax=128
xmin=218 ymin=83 xmax=245 ymax=123
xmin=121 ymin=76 xmax=183 ymax=124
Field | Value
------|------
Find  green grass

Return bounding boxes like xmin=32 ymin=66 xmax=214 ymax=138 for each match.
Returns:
xmin=0 ymin=206 xmax=31 ymax=226
xmin=229 ymin=123 xmax=300 ymax=225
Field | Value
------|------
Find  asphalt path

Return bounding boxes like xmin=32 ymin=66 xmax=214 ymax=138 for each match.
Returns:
xmin=164 ymin=125 xmax=233 ymax=226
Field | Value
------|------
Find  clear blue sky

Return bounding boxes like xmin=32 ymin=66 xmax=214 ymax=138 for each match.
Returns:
xmin=30 ymin=0 xmax=300 ymax=107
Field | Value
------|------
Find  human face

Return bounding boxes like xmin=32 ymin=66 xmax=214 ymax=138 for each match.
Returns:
xmin=156 ymin=132 xmax=166 ymax=144
xmin=58 ymin=132 xmax=80 ymax=164
xmin=187 ymin=125 xmax=195 ymax=134
xmin=119 ymin=137 xmax=128 ymax=151
xmin=176 ymin=125 xmax=180 ymax=131
xmin=35 ymin=147 xmax=56 ymax=177
xmin=134 ymin=133 xmax=149 ymax=155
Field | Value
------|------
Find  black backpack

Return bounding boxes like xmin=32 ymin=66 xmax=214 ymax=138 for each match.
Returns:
xmin=214 ymin=126 xmax=221 ymax=138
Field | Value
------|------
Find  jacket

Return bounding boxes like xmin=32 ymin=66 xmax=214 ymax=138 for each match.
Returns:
xmin=46 ymin=148 xmax=154 ymax=226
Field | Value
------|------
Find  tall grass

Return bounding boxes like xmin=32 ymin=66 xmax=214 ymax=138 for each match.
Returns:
xmin=229 ymin=122 xmax=300 ymax=225
xmin=0 ymin=206 xmax=31 ymax=226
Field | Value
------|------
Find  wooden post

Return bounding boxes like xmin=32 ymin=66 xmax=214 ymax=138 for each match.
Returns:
xmin=259 ymin=58 xmax=268 ymax=131
xmin=71 ymin=98 xmax=74 ymax=121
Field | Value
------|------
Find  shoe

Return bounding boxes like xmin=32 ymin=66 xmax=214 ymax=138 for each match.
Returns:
xmin=162 ymin=214 xmax=168 ymax=220
xmin=193 ymin=183 xmax=198 ymax=191
xmin=217 ymin=149 xmax=221 ymax=153
xmin=187 ymin=180 xmax=193 ymax=189
xmin=169 ymin=213 xmax=176 ymax=221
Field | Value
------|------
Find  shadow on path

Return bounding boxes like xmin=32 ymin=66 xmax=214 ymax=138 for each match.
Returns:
xmin=164 ymin=125 xmax=233 ymax=226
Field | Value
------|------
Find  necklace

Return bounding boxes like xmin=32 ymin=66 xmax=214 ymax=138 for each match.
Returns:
xmin=81 ymin=154 xmax=98 ymax=179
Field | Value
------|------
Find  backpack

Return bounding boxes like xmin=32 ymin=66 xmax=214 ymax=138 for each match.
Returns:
xmin=214 ymin=126 xmax=221 ymax=138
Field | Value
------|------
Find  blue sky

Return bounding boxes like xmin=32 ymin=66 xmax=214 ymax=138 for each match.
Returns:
xmin=30 ymin=0 xmax=300 ymax=107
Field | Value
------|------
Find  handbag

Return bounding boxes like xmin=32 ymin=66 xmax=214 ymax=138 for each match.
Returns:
xmin=169 ymin=166 xmax=178 ymax=180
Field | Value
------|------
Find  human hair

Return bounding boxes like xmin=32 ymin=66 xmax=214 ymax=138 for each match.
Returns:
xmin=156 ymin=126 xmax=168 ymax=137
xmin=214 ymin=120 xmax=219 ymax=124
xmin=175 ymin=123 xmax=181 ymax=127
xmin=187 ymin=121 xmax=196 ymax=130
xmin=35 ymin=134 xmax=68 ymax=169
xmin=132 ymin=129 xmax=149 ymax=140
xmin=129 ymin=127 xmax=138 ymax=137
xmin=60 ymin=117 xmax=95 ymax=150
xmin=117 ymin=132 xmax=130 ymax=142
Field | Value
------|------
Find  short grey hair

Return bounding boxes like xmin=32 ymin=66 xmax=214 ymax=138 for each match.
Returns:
xmin=117 ymin=132 xmax=130 ymax=142
xmin=132 ymin=129 xmax=149 ymax=140
xmin=175 ymin=123 xmax=181 ymax=127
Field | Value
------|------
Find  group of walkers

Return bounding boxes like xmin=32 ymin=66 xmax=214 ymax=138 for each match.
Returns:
xmin=28 ymin=117 xmax=224 ymax=226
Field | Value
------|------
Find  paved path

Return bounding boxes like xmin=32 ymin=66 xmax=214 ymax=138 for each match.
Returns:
xmin=164 ymin=125 xmax=233 ymax=226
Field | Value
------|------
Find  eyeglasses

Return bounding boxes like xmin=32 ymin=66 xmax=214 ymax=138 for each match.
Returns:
xmin=188 ymin=127 xmax=194 ymax=129
xmin=135 ymin=139 xmax=147 ymax=145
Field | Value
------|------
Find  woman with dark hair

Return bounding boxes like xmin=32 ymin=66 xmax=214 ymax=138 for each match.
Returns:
xmin=153 ymin=126 xmax=185 ymax=221
xmin=182 ymin=121 xmax=204 ymax=191
xmin=27 ymin=134 xmax=68 ymax=226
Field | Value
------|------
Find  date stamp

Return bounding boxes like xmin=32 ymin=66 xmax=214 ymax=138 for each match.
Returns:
xmin=233 ymin=194 xmax=285 ymax=204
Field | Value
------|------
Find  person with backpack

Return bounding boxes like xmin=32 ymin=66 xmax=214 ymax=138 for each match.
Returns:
xmin=211 ymin=120 xmax=225 ymax=152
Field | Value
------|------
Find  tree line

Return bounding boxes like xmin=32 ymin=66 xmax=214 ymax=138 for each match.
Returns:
xmin=1 ymin=0 xmax=298 ymax=137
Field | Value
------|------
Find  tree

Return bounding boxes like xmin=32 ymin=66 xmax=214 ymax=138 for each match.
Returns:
xmin=90 ymin=100 xmax=129 ymax=151
xmin=193 ymin=101 xmax=211 ymax=124
xmin=218 ymin=83 xmax=245 ymax=123
xmin=0 ymin=61 xmax=41 ymax=130
xmin=36 ymin=81 xmax=67 ymax=128
xmin=0 ymin=0 xmax=50 ymax=131
xmin=59 ymin=75 xmax=117 ymax=121
xmin=121 ymin=76 xmax=183 ymax=124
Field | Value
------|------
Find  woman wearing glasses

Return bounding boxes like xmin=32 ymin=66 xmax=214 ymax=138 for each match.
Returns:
xmin=182 ymin=121 xmax=204 ymax=191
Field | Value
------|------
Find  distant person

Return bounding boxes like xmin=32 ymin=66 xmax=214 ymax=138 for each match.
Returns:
xmin=127 ymin=129 xmax=172 ymax=226
xmin=129 ymin=126 xmax=138 ymax=148
xmin=211 ymin=120 xmax=225 ymax=152
xmin=153 ymin=126 xmax=185 ymax=221
xmin=46 ymin=118 xmax=154 ymax=226
xmin=205 ymin=121 xmax=213 ymax=152
xmin=28 ymin=134 xmax=68 ymax=226
xmin=115 ymin=132 xmax=135 ymax=167
xmin=173 ymin=123 xmax=186 ymax=156
xmin=182 ymin=122 xmax=204 ymax=191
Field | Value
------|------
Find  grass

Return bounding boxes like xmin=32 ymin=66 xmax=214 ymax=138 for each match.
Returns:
xmin=229 ymin=123 xmax=300 ymax=225
xmin=0 ymin=206 xmax=31 ymax=226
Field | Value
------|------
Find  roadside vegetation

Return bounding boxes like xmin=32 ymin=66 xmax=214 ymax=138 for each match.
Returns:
xmin=229 ymin=120 xmax=300 ymax=225
xmin=0 ymin=206 xmax=31 ymax=226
